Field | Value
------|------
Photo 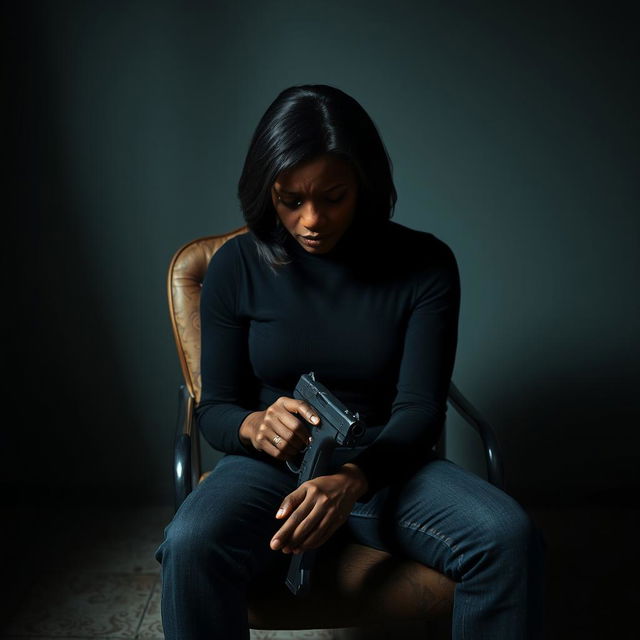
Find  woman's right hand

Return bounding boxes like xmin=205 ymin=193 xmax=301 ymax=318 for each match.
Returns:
xmin=238 ymin=397 xmax=320 ymax=461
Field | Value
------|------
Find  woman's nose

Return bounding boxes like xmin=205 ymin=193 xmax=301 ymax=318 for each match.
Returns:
xmin=300 ymin=201 xmax=325 ymax=227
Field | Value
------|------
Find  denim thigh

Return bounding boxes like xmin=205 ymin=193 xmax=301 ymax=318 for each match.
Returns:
xmin=346 ymin=457 xmax=540 ymax=582
xmin=154 ymin=454 xmax=299 ymax=584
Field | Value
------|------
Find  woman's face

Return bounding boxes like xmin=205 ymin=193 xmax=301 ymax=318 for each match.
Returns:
xmin=271 ymin=153 xmax=359 ymax=255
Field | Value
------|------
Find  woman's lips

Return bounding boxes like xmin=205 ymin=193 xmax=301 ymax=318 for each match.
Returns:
xmin=299 ymin=234 xmax=331 ymax=247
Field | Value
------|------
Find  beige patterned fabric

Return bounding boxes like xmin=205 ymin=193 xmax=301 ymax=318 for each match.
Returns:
xmin=167 ymin=225 xmax=249 ymax=404
xmin=248 ymin=539 xmax=454 ymax=631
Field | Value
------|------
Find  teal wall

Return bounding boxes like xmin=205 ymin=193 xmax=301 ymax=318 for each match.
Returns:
xmin=6 ymin=1 xmax=638 ymax=506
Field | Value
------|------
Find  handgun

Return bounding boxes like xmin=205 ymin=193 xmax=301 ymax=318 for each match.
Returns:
xmin=284 ymin=371 xmax=366 ymax=597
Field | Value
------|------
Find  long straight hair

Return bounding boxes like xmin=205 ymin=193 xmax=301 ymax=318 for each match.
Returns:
xmin=237 ymin=85 xmax=397 ymax=271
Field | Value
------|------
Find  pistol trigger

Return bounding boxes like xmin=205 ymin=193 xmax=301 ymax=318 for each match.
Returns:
xmin=286 ymin=458 xmax=302 ymax=474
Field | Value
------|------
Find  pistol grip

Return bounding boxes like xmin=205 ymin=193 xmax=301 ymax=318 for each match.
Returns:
xmin=285 ymin=547 xmax=317 ymax=597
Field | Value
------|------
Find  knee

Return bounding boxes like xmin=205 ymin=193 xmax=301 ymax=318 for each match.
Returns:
xmin=476 ymin=499 xmax=544 ymax=566
xmin=155 ymin=518 xmax=200 ymax=565
xmin=169 ymin=517 xmax=205 ymax=556
xmin=156 ymin=510 xmax=229 ymax=568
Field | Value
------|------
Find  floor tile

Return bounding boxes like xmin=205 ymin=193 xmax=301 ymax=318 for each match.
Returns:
xmin=4 ymin=571 xmax=155 ymax=638
xmin=136 ymin=577 xmax=163 ymax=639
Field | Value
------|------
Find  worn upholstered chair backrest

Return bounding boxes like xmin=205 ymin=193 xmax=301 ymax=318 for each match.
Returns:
xmin=167 ymin=225 xmax=248 ymax=404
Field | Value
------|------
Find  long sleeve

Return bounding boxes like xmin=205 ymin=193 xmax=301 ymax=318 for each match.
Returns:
xmin=194 ymin=238 xmax=258 ymax=457
xmin=349 ymin=242 xmax=461 ymax=503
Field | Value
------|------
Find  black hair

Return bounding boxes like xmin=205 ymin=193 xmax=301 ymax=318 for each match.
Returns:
xmin=237 ymin=84 xmax=397 ymax=270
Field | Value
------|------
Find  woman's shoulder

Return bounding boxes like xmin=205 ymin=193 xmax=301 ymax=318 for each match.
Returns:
xmin=201 ymin=234 xmax=242 ymax=293
xmin=384 ymin=221 xmax=457 ymax=266
xmin=206 ymin=229 xmax=255 ymax=270
xmin=381 ymin=222 xmax=459 ymax=300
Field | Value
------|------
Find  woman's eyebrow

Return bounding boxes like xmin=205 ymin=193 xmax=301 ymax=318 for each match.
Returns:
xmin=276 ymin=183 xmax=347 ymax=195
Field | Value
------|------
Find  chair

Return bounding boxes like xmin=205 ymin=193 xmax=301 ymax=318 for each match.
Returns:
xmin=167 ymin=225 xmax=505 ymax=639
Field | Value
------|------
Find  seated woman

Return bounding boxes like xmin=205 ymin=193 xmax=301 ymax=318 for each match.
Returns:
xmin=155 ymin=83 xmax=545 ymax=639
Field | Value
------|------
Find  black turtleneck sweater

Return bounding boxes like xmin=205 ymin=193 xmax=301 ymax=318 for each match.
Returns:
xmin=195 ymin=218 xmax=460 ymax=503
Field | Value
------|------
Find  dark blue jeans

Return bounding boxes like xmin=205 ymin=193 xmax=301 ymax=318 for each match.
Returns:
xmin=154 ymin=453 xmax=544 ymax=639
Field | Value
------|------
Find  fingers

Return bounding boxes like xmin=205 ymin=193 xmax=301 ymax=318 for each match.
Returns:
xmin=257 ymin=397 xmax=320 ymax=461
xmin=280 ymin=504 xmax=348 ymax=553
xmin=271 ymin=487 xmax=345 ymax=553
xmin=298 ymin=509 xmax=348 ymax=550
xmin=275 ymin=411 xmax=312 ymax=450
xmin=260 ymin=426 xmax=302 ymax=460
xmin=272 ymin=502 xmax=325 ymax=553
xmin=275 ymin=396 xmax=320 ymax=446
xmin=280 ymin=397 xmax=320 ymax=431
xmin=270 ymin=488 xmax=322 ymax=551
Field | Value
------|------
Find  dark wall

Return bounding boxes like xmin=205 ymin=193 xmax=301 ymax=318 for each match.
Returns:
xmin=5 ymin=1 xmax=638 ymax=506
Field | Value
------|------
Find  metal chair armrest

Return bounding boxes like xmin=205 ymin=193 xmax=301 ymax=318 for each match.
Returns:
xmin=447 ymin=382 xmax=505 ymax=490
xmin=173 ymin=384 xmax=200 ymax=512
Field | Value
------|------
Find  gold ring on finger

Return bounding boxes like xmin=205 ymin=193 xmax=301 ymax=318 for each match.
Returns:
xmin=272 ymin=435 xmax=282 ymax=447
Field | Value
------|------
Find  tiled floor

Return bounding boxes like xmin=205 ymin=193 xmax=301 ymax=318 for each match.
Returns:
xmin=1 ymin=505 xmax=167 ymax=640
xmin=0 ymin=505 xmax=352 ymax=640
xmin=0 ymin=503 xmax=637 ymax=639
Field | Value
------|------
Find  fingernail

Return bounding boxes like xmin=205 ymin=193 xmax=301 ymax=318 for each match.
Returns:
xmin=311 ymin=415 xmax=319 ymax=424
xmin=276 ymin=508 xmax=284 ymax=517
xmin=272 ymin=538 xmax=280 ymax=548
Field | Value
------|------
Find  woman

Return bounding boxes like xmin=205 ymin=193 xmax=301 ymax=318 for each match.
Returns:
xmin=155 ymin=84 xmax=544 ymax=639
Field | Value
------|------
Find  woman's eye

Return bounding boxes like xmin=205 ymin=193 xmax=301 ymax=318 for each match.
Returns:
xmin=281 ymin=198 xmax=302 ymax=209
xmin=278 ymin=194 xmax=345 ymax=208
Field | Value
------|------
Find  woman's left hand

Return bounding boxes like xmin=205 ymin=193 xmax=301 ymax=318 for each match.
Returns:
xmin=270 ymin=463 xmax=368 ymax=554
